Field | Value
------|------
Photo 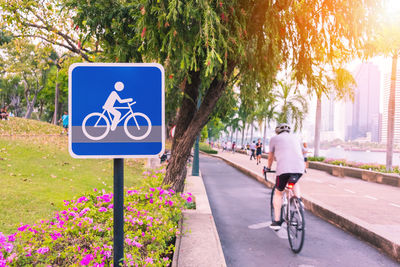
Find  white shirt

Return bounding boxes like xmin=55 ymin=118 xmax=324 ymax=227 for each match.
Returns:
xmin=269 ymin=132 xmax=305 ymax=176
xmin=250 ymin=143 xmax=256 ymax=150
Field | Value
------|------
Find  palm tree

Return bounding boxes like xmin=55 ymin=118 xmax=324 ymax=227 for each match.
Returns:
xmin=255 ymin=97 xmax=277 ymax=152
xmin=309 ymin=68 xmax=355 ymax=157
xmin=364 ymin=15 xmax=400 ymax=171
xmin=275 ymin=81 xmax=308 ymax=132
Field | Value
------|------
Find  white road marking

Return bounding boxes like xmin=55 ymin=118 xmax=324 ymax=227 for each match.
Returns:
xmin=389 ymin=203 xmax=400 ymax=208
xmin=344 ymin=189 xmax=356 ymax=194
xmin=364 ymin=195 xmax=377 ymax=200
xmin=328 ymin=184 xmax=336 ymax=188
xmin=248 ymin=222 xmax=270 ymax=229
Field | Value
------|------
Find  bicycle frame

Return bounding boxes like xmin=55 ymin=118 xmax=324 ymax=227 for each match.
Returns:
xmin=95 ymin=102 xmax=140 ymax=128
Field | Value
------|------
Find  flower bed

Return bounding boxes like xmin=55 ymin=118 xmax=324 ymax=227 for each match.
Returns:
xmin=0 ymin=169 xmax=192 ymax=266
xmin=322 ymin=158 xmax=400 ymax=174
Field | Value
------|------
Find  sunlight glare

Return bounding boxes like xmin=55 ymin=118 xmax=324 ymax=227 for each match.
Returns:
xmin=384 ymin=0 xmax=400 ymax=16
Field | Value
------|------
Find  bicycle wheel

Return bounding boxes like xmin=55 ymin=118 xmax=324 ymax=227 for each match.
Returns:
xmin=287 ymin=196 xmax=305 ymax=253
xmin=124 ymin=112 xmax=152 ymax=140
xmin=82 ymin=112 xmax=110 ymax=140
xmin=270 ymin=186 xmax=285 ymax=223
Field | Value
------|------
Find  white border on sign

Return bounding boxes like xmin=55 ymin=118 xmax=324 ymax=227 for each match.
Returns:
xmin=68 ymin=63 xmax=165 ymax=159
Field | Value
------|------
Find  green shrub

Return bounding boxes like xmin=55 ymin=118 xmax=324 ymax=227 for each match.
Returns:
xmin=308 ymin=156 xmax=325 ymax=162
xmin=199 ymin=143 xmax=218 ymax=154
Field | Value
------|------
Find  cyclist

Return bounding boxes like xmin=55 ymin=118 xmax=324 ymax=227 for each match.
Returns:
xmin=266 ymin=123 xmax=305 ymax=230
xmin=103 ymin=82 xmax=133 ymax=131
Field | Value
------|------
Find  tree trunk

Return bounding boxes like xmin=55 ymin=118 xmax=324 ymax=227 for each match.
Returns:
xmin=52 ymin=71 xmax=60 ymax=124
xmin=386 ymin=54 xmax=397 ymax=171
xmin=162 ymin=63 xmax=234 ymax=192
xmin=241 ymin=121 xmax=246 ymax=146
xmin=235 ymin=128 xmax=238 ymax=145
xmin=230 ymin=126 xmax=234 ymax=142
xmin=314 ymin=95 xmax=322 ymax=157
xmin=250 ymin=123 xmax=254 ymax=143
xmin=263 ymin=118 xmax=267 ymax=153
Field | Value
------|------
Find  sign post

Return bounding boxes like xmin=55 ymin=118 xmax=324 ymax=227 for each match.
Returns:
xmin=69 ymin=63 xmax=164 ymax=266
xmin=113 ymin=158 xmax=124 ymax=265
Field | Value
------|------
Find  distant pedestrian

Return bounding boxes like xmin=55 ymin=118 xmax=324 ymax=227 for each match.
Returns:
xmin=256 ymin=138 xmax=263 ymax=165
xmin=227 ymin=141 xmax=232 ymax=151
xmin=246 ymin=143 xmax=250 ymax=155
xmin=250 ymin=141 xmax=256 ymax=160
xmin=59 ymin=111 xmax=69 ymax=134
xmin=232 ymin=141 xmax=236 ymax=153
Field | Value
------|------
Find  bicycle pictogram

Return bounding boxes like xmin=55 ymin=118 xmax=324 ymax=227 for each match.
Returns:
xmin=81 ymin=82 xmax=152 ymax=141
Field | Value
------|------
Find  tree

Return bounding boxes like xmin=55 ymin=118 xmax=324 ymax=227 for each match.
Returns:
xmin=309 ymin=67 xmax=355 ymax=157
xmin=4 ymin=0 xmax=380 ymax=191
xmin=364 ymin=9 xmax=400 ymax=171
xmin=0 ymin=0 xmax=101 ymax=62
xmin=70 ymin=0 xmax=381 ymax=191
xmin=0 ymin=39 xmax=53 ymax=118
xmin=255 ymin=96 xmax=277 ymax=152
xmin=275 ymin=81 xmax=308 ymax=131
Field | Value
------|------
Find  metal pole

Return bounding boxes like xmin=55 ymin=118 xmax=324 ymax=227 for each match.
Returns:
xmin=192 ymin=135 xmax=200 ymax=176
xmin=192 ymin=89 xmax=201 ymax=176
xmin=113 ymin=158 xmax=124 ymax=266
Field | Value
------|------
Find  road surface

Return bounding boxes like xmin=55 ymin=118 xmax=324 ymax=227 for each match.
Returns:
xmin=200 ymin=155 xmax=398 ymax=267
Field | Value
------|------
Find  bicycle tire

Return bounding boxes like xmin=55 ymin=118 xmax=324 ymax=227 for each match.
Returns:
xmin=270 ymin=186 xmax=285 ymax=223
xmin=82 ymin=112 xmax=110 ymax=140
xmin=287 ymin=196 xmax=305 ymax=253
xmin=124 ymin=112 xmax=152 ymax=140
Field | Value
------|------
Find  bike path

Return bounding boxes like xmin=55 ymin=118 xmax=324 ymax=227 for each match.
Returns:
xmin=200 ymin=155 xmax=398 ymax=266
xmin=210 ymin=149 xmax=400 ymax=261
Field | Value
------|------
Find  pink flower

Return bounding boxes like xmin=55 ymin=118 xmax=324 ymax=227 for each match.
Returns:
xmin=77 ymin=196 xmax=89 ymax=203
xmin=7 ymin=233 xmax=16 ymax=242
xmin=98 ymin=207 xmax=107 ymax=212
xmin=18 ymin=225 xmax=29 ymax=232
xmin=80 ymin=254 xmax=94 ymax=265
xmin=37 ymin=247 xmax=49 ymax=254
xmin=3 ymin=243 xmax=13 ymax=253
xmin=186 ymin=197 xmax=192 ymax=202
xmin=145 ymin=257 xmax=153 ymax=264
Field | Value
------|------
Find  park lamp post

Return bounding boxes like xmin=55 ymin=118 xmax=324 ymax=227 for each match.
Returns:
xmin=192 ymin=89 xmax=201 ymax=176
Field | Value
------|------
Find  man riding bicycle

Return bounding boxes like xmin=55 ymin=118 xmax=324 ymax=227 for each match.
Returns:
xmin=266 ymin=123 xmax=305 ymax=230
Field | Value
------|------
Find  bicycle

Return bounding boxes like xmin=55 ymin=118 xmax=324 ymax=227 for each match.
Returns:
xmin=265 ymin=169 xmax=305 ymax=253
xmin=82 ymin=101 xmax=152 ymax=141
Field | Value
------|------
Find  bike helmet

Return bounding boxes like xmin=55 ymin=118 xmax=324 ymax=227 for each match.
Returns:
xmin=275 ymin=123 xmax=291 ymax=134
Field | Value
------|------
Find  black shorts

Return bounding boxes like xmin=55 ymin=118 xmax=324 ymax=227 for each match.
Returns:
xmin=63 ymin=124 xmax=68 ymax=129
xmin=275 ymin=173 xmax=302 ymax=191
xmin=304 ymin=157 xmax=308 ymax=162
xmin=256 ymin=150 xmax=262 ymax=156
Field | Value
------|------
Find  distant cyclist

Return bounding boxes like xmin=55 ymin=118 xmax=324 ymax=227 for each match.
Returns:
xmin=103 ymin=82 xmax=133 ymax=131
xmin=266 ymin=123 xmax=305 ymax=230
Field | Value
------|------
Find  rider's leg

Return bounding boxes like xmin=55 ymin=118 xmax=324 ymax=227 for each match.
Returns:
xmin=293 ymin=183 xmax=301 ymax=198
xmin=109 ymin=109 xmax=121 ymax=131
xmin=273 ymin=189 xmax=283 ymax=222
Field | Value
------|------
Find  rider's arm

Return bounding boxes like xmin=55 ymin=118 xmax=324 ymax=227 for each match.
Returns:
xmin=115 ymin=93 xmax=133 ymax=104
xmin=267 ymin=151 xmax=274 ymax=169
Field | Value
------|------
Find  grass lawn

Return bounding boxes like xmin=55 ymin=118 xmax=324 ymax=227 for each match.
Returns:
xmin=0 ymin=118 xmax=145 ymax=234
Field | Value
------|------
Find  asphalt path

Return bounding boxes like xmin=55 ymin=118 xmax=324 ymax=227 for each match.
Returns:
xmin=200 ymin=155 xmax=398 ymax=267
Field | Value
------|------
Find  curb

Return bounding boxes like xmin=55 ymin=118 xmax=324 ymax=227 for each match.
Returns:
xmin=172 ymin=169 xmax=227 ymax=267
xmin=204 ymin=152 xmax=400 ymax=263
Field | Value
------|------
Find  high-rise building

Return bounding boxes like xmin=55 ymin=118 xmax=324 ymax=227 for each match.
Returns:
xmin=381 ymin=70 xmax=400 ymax=144
xmin=345 ymin=63 xmax=381 ymax=142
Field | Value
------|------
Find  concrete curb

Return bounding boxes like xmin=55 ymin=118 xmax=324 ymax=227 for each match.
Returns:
xmin=172 ymin=169 xmax=227 ymax=267
xmin=204 ymin=152 xmax=400 ymax=263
